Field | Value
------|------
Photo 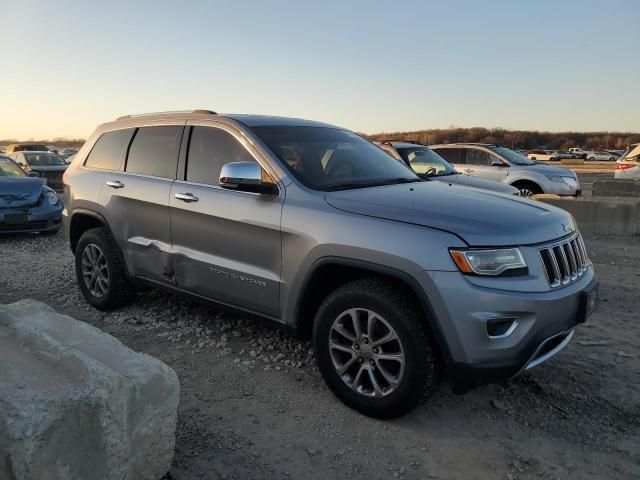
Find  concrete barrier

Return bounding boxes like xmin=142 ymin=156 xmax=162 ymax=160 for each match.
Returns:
xmin=536 ymin=196 xmax=640 ymax=236
xmin=560 ymin=158 xmax=585 ymax=165
xmin=593 ymin=179 xmax=640 ymax=198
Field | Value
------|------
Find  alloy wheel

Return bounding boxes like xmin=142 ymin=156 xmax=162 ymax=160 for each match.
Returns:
xmin=81 ymin=243 xmax=110 ymax=298
xmin=328 ymin=308 xmax=405 ymax=397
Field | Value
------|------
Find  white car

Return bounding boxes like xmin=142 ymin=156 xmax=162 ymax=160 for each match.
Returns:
xmin=526 ymin=149 xmax=558 ymax=161
xmin=586 ymin=151 xmax=619 ymax=161
xmin=527 ymin=150 xmax=578 ymax=161
xmin=615 ymin=143 xmax=640 ymax=179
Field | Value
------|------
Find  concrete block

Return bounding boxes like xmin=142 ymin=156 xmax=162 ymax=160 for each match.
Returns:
xmin=593 ymin=179 xmax=640 ymax=198
xmin=538 ymin=196 xmax=640 ymax=236
xmin=560 ymin=158 xmax=584 ymax=165
xmin=0 ymin=300 xmax=180 ymax=480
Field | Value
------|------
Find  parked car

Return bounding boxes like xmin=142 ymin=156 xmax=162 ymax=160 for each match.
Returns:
xmin=0 ymin=155 xmax=63 ymax=234
xmin=615 ymin=143 xmax=640 ymax=179
xmin=526 ymin=149 xmax=559 ymax=161
xmin=585 ymin=151 xmax=618 ymax=161
xmin=8 ymin=151 xmax=68 ymax=191
xmin=4 ymin=143 xmax=49 ymax=154
xmin=63 ymin=111 xmax=597 ymax=419
xmin=61 ymin=148 xmax=78 ymax=159
xmin=568 ymin=148 xmax=588 ymax=159
xmin=376 ymin=141 xmax=519 ymax=195
xmin=431 ymin=144 xmax=581 ymax=197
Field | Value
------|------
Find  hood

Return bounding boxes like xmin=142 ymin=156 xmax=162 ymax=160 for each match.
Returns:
xmin=27 ymin=165 xmax=68 ymax=173
xmin=434 ymin=173 xmax=518 ymax=194
xmin=524 ymin=163 xmax=576 ymax=177
xmin=0 ymin=177 xmax=44 ymax=208
xmin=324 ymin=181 xmax=575 ymax=246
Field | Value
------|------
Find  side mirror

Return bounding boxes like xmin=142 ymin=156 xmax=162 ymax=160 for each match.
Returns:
xmin=491 ymin=160 xmax=507 ymax=167
xmin=219 ymin=162 xmax=277 ymax=195
xmin=27 ymin=171 xmax=40 ymax=177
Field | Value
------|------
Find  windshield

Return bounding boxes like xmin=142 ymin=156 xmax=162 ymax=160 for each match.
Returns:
xmin=24 ymin=152 xmax=67 ymax=166
xmin=250 ymin=126 xmax=419 ymax=190
xmin=396 ymin=147 xmax=455 ymax=176
xmin=0 ymin=158 xmax=26 ymax=177
xmin=491 ymin=146 xmax=535 ymax=166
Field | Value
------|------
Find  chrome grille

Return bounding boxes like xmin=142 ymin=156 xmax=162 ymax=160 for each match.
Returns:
xmin=539 ymin=234 xmax=589 ymax=287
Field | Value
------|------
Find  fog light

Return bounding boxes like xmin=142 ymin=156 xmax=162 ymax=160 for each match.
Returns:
xmin=487 ymin=318 xmax=519 ymax=338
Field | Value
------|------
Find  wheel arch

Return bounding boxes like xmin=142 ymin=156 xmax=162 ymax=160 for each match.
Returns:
xmin=69 ymin=209 xmax=109 ymax=253
xmin=292 ymin=257 xmax=453 ymax=365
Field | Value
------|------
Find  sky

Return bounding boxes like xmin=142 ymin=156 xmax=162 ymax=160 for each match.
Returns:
xmin=1 ymin=0 xmax=638 ymax=139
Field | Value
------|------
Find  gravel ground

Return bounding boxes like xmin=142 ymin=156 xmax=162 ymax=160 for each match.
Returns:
xmin=1 ymin=232 xmax=639 ymax=480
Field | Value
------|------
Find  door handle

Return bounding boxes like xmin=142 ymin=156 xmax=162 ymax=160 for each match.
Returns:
xmin=106 ymin=180 xmax=124 ymax=189
xmin=174 ymin=192 xmax=198 ymax=203
xmin=464 ymin=168 xmax=474 ymax=173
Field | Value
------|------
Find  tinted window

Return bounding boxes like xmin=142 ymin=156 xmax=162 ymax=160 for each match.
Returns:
xmin=435 ymin=148 xmax=465 ymax=164
xmin=85 ymin=129 xmax=135 ymax=170
xmin=126 ymin=126 xmax=182 ymax=178
xmin=466 ymin=149 xmax=494 ymax=166
xmin=186 ymin=127 xmax=256 ymax=185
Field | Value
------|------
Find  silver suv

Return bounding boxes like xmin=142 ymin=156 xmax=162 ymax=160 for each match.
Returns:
xmin=431 ymin=143 xmax=581 ymax=197
xmin=63 ymin=111 xmax=598 ymax=418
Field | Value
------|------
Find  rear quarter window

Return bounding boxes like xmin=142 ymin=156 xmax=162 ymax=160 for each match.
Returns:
xmin=85 ymin=129 xmax=135 ymax=171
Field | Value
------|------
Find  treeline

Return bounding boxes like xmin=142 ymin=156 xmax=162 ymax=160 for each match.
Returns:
xmin=367 ymin=128 xmax=640 ymax=151
xmin=0 ymin=138 xmax=85 ymax=148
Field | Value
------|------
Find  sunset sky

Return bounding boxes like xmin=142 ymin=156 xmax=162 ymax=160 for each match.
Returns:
xmin=2 ymin=0 xmax=638 ymax=139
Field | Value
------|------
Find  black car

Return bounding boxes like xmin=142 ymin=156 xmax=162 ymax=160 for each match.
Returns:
xmin=0 ymin=155 xmax=63 ymax=234
xmin=9 ymin=151 xmax=69 ymax=192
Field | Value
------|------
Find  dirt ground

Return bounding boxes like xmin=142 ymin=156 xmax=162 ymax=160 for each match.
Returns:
xmin=0 ymin=232 xmax=638 ymax=480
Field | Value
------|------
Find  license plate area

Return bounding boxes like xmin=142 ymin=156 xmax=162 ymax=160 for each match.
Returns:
xmin=576 ymin=282 xmax=598 ymax=324
xmin=4 ymin=213 xmax=28 ymax=224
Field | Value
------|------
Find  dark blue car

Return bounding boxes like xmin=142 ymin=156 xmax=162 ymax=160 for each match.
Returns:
xmin=0 ymin=155 xmax=63 ymax=234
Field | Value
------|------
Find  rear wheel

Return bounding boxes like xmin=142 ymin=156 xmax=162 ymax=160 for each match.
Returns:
xmin=75 ymin=227 xmax=135 ymax=310
xmin=588 ymin=157 xmax=595 ymax=161
xmin=313 ymin=278 xmax=442 ymax=419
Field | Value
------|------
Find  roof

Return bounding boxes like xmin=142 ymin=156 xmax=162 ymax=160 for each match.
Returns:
xmin=432 ymin=143 xmax=498 ymax=147
xmin=377 ymin=140 xmax=429 ymax=148
xmin=109 ymin=110 xmax=336 ymax=129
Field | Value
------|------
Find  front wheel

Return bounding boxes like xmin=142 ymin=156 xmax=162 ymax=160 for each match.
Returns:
xmin=313 ymin=279 xmax=442 ymax=419
xmin=513 ymin=181 xmax=542 ymax=197
xmin=75 ymin=227 xmax=136 ymax=310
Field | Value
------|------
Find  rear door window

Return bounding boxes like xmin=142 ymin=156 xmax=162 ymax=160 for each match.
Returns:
xmin=125 ymin=126 xmax=182 ymax=178
xmin=436 ymin=148 xmax=465 ymax=164
xmin=84 ymin=129 xmax=135 ymax=170
xmin=185 ymin=126 xmax=256 ymax=186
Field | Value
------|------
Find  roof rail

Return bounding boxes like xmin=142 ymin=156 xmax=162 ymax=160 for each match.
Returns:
xmin=377 ymin=139 xmax=425 ymax=146
xmin=116 ymin=109 xmax=217 ymax=121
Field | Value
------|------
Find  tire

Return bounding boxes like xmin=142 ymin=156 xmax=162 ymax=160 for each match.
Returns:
xmin=530 ymin=157 xmax=536 ymax=161
xmin=75 ymin=227 xmax=135 ymax=310
xmin=513 ymin=181 xmax=542 ymax=197
xmin=312 ymin=278 xmax=442 ymax=419
xmin=609 ymin=157 xmax=615 ymax=162
xmin=588 ymin=157 xmax=595 ymax=161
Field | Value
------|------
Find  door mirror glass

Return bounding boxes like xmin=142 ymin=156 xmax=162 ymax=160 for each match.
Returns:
xmin=219 ymin=162 xmax=277 ymax=194
xmin=490 ymin=160 xmax=507 ymax=167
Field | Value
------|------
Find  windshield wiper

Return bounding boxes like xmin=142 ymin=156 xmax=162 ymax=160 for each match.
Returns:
xmin=325 ymin=177 xmax=422 ymax=191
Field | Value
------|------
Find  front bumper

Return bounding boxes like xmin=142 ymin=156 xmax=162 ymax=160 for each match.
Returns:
xmin=0 ymin=204 xmax=63 ymax=233
xmin=543 ymin=180 xmax=581 ymax=196
xmin=418 ymin=269 xmax=596 ymax=392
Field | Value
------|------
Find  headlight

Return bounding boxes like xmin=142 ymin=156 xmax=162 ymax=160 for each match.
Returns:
xmin=549 ymin=175 xmax=578 ymax=188
xmin=450 ymin=248 xmax=527 ymax=276
xmin=44 ymin=191 xmax=60 ymax=206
